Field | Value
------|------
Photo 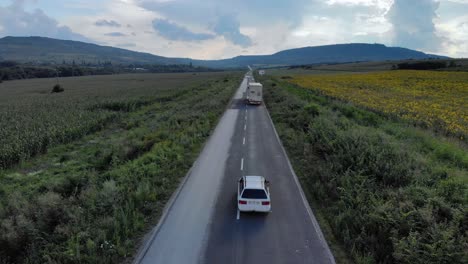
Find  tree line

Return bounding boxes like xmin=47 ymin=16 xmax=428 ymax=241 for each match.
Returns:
xmin=394 ymin=60 xmax=459 ymax=70
xmin=0 ymin=60 xmax=219 ymax=82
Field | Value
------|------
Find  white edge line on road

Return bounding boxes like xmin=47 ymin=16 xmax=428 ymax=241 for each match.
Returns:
xmin=243 ymin=137 xmax=245 ymax=145
xmin=236 ymin=209 xmax=240 ymax=220
xmin=133 ymin=76 xmax=245 ymax=264
xmin=240 ymin=158 xmax=244 ymax=171
xmin=133 ymin=158 xmax=195 ymax=264
xmin=263 ymin=105 xmax=336 ymax=264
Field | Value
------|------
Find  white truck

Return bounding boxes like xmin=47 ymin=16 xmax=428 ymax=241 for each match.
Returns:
xmin=246 ymin=82 xmax=263 ymax=105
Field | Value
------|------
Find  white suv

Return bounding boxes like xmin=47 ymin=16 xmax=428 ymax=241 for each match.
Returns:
xmin=238 ymin=176 xmax=271 ymax=212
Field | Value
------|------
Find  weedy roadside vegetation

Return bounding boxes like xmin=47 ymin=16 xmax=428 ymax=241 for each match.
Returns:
xmin=260 ymin=75 xmax=467 ymax=264
xmin=0 ymin=72 xmax=242 ymax=263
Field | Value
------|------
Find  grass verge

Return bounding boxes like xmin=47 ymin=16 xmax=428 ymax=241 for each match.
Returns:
xmin=260 ymin=76 xmax=467 ymax=264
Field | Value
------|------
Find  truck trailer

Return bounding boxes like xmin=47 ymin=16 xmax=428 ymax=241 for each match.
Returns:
xmin=246 ymin=82 xmax=263 ymax=105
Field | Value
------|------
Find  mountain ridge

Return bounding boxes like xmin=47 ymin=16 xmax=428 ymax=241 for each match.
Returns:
xmin=0 ymin=36 xmax=447 ymax=68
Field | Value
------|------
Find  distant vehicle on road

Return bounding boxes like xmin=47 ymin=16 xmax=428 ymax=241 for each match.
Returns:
xmin=246 ymin=82 xmax=263 ymax=105
xmin=238 ymin=176 xmax=271 ymax=212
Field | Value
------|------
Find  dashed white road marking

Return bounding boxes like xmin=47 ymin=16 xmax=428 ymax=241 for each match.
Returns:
xmin=244 ymin=124 xmax=247 ymax=131
xmin=243 ymin=137 xmax=246 ymax=145
xmin=240 ymin=158 xmax=244 ymax=171
xmin=237 ymin=209 xmax=240 ymax=220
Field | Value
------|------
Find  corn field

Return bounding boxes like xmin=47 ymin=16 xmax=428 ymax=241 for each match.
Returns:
xmin=0 ymin=73 xmax=228 ymax=169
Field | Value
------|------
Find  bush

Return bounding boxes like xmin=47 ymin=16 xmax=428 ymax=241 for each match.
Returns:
xmin=303 ymin=103 xmax=320 ymax=117
xmin=51 ymin=84 xmax=64 ymax=93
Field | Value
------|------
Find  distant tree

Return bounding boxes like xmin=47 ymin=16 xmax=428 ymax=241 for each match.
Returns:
xmin=448 ymin=61 xmax=457 ymax=68
xmin=397 ymin=61 xmax=447 ymax=70
xmin=51 ymin=84 xmax=64 ymax=93
xmin=0 ymin=60 xmax=19 ymax=67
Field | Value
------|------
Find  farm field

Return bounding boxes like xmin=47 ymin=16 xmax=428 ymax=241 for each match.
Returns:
xmin=259 ymin=73 xmax=467 ymax=264
xmin=290 ymin=70 xmax=468 ymax=137
xmin=0 ymin=72 xmax=242 ymax=263
xmin=265 ymin=58 xmax=468 ymax=74
xmin=0 ymin=73 xmax=234 ymax=169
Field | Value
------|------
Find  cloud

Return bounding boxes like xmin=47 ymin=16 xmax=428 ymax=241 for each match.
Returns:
xmin=0 ymin=1 xmax=91 ymax=42
xmin=213 ymin=15 xmax=252 ymax=47
xmin=137 ymin=0 xmax=311 ymax=26
xmin=117 ymin=43 xmax=137 ymax=48
xmin=137 ymin=0 xmax=311 ymax=47
xmin=95 ymin=19 xmax=121 ymax=27
xmin=152 ymin=19 xmax=215 ymax=41
xmin=105 ymin=32 xmax=126 ymax=37
xmin=386 ymin=0 xmax=443 ymax=51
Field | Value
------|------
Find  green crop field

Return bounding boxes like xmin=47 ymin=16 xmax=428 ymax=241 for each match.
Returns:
xmin=0 ymin=72 xmax=242 ymax=263
xmin=0 ymin=73 xmax=230 ymax=169
xmin=258 ymin=73 xmax=467 ymax=264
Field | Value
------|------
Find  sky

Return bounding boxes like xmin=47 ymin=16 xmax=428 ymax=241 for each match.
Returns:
xmin=0 ymin=0 xmax=467 ymax=59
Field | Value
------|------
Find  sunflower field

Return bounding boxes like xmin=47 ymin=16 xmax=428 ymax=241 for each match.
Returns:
xmin=290 ymin=70 xmax=468 ymax=137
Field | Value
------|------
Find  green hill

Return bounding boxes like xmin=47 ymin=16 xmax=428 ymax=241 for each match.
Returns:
xmin=0 ymin=36 xmax=190 ymax=65
xmin=0 ymin=36 xmax=447 ymax=68
xmin=195 ymin=43 xmax=446 ymax=68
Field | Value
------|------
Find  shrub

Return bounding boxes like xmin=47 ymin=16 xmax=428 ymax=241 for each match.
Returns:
xmin=51 ymin=84 xmax=64 ymax=93
xmin=36 ymin=192 xmax=66 ymax=233
xmin=303 ymin=103 xmax=320 ymax=117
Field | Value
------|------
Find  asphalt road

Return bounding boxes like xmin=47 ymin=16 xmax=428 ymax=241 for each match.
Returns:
xmin=135 ymin=74 xmax=335 ymax=264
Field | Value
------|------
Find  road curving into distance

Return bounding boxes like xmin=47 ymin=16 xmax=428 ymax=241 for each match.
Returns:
xmin=135 ymin=74 xmax=335 ymax=264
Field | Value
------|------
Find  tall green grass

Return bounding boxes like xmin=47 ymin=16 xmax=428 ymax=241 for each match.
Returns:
xmin=0 ymin=72 xmax=242 ymax=263
xmin=261 ymin=77 xmax=467 ymax=264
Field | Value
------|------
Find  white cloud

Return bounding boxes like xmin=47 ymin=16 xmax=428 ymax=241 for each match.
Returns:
xmin=2 ymin=0 xmax=467 ymax=59
xmin=386 ymin=0 xmax=442 ymax=53
xmin=327 ymin=0 xmax=392 ymax=9
xmin=437 ymin=14 xmax=468 ymax=57
xmin=0 ymin=0 xmax=90 ymax=42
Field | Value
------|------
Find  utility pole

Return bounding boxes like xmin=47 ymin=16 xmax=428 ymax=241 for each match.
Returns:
xmin=54 ymin=68 xmax=60 ymax=85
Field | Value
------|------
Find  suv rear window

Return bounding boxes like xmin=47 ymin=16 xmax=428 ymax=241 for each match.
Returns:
xmin=242 ymin=189 xmax=267 ymax=199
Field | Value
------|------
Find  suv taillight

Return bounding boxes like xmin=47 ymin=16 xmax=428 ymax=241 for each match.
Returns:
xmin=262 ymin=201 xmax=270 ymax=205
xmin=239 ymin=200 xmax=247 ymax=204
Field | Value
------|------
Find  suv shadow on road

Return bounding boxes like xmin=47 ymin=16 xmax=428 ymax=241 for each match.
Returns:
xmin=230 ymin=98 xmax=246 ymax=109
